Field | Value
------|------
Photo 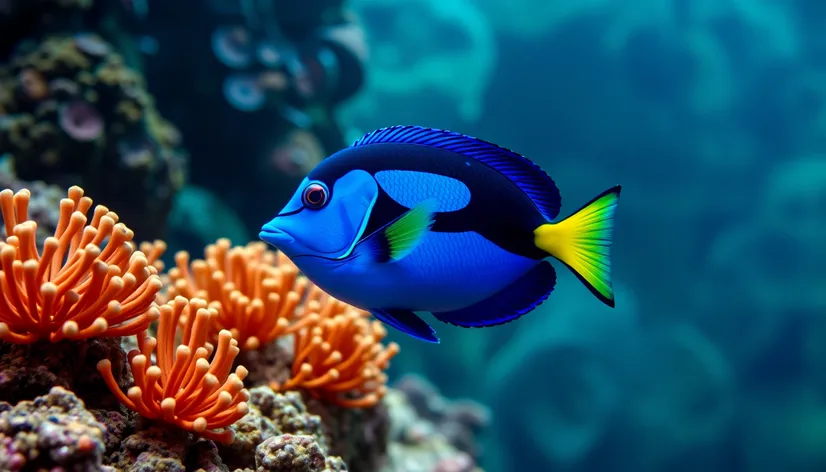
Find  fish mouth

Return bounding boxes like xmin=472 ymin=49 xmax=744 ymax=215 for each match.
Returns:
xmin=259 ymin=224 xmax=295 ymax=245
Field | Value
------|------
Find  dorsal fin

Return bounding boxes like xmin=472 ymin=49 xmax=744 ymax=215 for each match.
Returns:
xmin=352 ymin=125 xmax=562 ymax=220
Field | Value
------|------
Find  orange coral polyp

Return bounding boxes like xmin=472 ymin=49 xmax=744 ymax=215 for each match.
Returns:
xmin=97 ymin=296 xmax=249 ymax=444
xmin=166 ymin=238 xmax=315 ymax=350
xmin=272 ymin=292 xmax=400 ymax=408
xmin=0 ymin=186 xmax=163 ymax=343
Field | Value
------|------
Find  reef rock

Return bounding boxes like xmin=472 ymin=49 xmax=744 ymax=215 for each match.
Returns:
xmin=0 ymin=386 xmax=110 ymax=471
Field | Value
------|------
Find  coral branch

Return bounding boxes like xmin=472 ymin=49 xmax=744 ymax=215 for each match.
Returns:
xmin=0 ymin=186 xmax=163 ymax=343
xmin=166 ymin=239 xmax=311 ymax=350
xmin=97 ymin=296 xmax=250 ymax=444
xmin=272 ymin=289 xmax=400 ymax=408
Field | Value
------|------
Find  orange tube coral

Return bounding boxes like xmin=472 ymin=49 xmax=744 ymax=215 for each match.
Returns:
xmin=97 ymin=296 xmax=250 ymax=444
xmin=0 ymin=186 xmax=163 ymax=343
xmin=166 ymin=238 xmax=316 ymax=350
xmin=272 ymin=287 xmax=400 ymax=408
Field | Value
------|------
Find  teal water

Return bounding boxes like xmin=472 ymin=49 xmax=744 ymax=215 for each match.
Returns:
xmin=2 ymin=0 xmax=825 ymax=470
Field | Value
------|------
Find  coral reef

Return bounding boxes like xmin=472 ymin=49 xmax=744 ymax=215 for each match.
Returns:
xmin=0 ymin=34 xmax=186 ymax=239
xmin=0 ymin=183 xmax=468 ymax=471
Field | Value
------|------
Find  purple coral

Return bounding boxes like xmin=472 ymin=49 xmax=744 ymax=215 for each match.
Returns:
xmin=58 ymin=100 xmax=103 ymax=141
xmin=212 ymin=25 xmax=254 ymax=69
xmin=223 ymin=74 xmax=265 ymax=112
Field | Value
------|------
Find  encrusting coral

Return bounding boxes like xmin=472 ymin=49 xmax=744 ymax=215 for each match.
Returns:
xmin=97 ymin=296 xmax=250 ymax=444
xmin=0 ymin=185 xmax=162 ymax=343
xmin=256 ymin=434 xmax=346 ymax=471
xmin=272 ymin=290 xmax=400 ymax=408
xmin=0 ymin=34 xmax=187 ymax=239
xmin=0 ymin=386 xmax=109 ymax=471
xmin=165 ymin=238 xmax=316 ymax=351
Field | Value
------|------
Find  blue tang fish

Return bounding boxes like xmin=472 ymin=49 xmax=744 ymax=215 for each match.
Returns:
xmin=259 ymin=126 xmax=621 ymax=343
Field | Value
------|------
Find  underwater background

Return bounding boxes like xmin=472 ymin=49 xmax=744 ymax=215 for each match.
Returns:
xmin=0 ymin=0 xmax=825 ymax=471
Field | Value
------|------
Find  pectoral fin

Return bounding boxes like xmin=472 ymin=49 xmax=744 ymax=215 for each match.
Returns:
xmin=354 ymin=199 xmax=437 ymax=263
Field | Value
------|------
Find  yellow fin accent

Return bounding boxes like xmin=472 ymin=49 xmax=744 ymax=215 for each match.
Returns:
xmin=533 ymin=185 xmax=621 ymax=307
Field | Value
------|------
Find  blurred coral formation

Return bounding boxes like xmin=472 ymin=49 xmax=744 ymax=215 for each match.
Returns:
xmin=0 ymin=34 xmax=186 ymax=240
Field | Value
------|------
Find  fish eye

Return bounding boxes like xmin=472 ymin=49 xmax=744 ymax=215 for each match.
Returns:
xmin=301 ymin=181 xmax=329 ymax=209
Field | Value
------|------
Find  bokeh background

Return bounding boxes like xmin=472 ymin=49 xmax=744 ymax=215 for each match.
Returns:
xmin=2 ymin=0 xmax=826 ymax=470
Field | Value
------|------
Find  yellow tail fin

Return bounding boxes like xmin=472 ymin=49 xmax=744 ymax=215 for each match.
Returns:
xmin=533 ymin=185 xmax=621 ymax=307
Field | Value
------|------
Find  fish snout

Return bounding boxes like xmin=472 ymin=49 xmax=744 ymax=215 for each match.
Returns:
xmin=259 ymin=221 xmax=295 ymax=246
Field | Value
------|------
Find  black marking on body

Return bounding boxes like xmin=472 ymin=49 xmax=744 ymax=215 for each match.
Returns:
xmin=309 ymin=143 xmax=549 ymax=259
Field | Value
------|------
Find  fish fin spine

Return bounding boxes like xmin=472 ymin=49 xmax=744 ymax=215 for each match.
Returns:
xmin=533 ymin=185 xmax=621 ymax=307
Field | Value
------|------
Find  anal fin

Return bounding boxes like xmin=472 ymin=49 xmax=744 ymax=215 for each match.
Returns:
xmin=432 ymin=261 xmax=556 ymax=328
xmin=371 ymin=308 xmax=439 ymax=343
